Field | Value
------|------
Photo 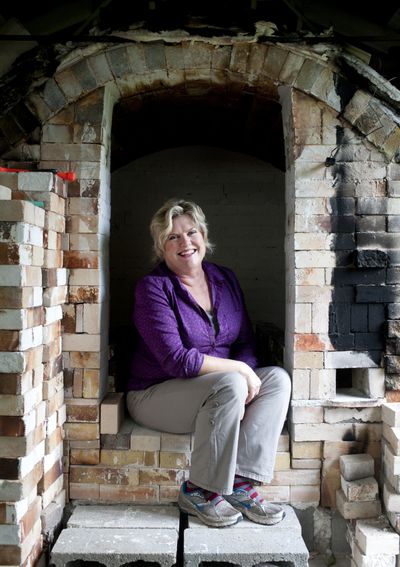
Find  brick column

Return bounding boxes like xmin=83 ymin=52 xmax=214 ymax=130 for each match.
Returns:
xmin=0 ymin=172 xmax=67 ymax=565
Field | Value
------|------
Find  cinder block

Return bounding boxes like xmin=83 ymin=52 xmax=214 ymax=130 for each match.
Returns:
xmin=100 ymin=393 xmax=124 ymax=435
xmin=340 ymin=454 xmax=375 ymax=481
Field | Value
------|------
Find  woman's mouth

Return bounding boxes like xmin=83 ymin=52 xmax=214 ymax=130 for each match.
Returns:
xmin=178 ymin=249 xmax=196 ymax=257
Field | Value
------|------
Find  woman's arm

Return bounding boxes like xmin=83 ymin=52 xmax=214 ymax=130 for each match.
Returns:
xmin=134 ymin=277 xmax=204 ymax=378
xmin=199 ymin=354 xmax=261 ymax=404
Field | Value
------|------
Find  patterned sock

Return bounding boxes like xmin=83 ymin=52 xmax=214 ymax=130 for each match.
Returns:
xmin=186 ymin=481 xmax=224 ymax=505
xmin=233 ymin=475 xmax=265 ymax=503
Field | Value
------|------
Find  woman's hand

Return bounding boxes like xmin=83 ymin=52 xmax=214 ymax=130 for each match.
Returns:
xmin=199 ymin=355 xmax=261 ymax=404
xmin=237 ymin=362 xmax=261 ymax=404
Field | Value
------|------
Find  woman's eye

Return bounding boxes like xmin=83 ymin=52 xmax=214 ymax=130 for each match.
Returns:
xmin=168 ymin=234 xmax=177 ymax=241
xmin=188 ymin=229 xmax=197 ymax=236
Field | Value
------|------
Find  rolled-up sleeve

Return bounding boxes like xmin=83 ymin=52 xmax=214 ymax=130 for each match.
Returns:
xmin=134 ymin=277 xmax=204 ymax=378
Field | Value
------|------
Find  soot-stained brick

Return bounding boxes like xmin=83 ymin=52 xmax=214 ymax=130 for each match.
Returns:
xmin=355 ymin=249 xmax=388 ymax=268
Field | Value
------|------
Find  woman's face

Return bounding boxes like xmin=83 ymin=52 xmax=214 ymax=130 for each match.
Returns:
xmin=163 ymin=214 xmax=206 ymax=274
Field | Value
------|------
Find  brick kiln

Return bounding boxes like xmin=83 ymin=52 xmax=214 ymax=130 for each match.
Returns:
xmin=1 ymin=34 xmax=400 ymax=564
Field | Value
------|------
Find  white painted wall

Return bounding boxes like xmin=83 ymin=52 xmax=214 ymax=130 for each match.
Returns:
xmin=110 ymin=145 xmax=285 ymax=331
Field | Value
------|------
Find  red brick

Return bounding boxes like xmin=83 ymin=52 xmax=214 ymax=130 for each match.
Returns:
xmin=0 ymin=416 xmax=26 ymax=437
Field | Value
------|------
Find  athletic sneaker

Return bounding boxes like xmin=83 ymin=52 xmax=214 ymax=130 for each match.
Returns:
xmin=225 ymin=480 xmax=285 ymax=525
xmin=178 ymin=481 xmax=243 ymax=527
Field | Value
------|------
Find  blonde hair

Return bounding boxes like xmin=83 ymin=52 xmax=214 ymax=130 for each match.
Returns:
xmin=150 ymin=198 xmax=214 ymax=261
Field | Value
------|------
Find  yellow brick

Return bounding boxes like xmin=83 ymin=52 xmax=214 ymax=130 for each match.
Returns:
xmin=64 ymin=422 xmax=99 ymax=441
xmin=274 ymin=452 xmax=291 ymax=471
xmin=291 ymin=441 xmax=322 ymax=459
xmin=159 ymin=452 xmax=191 ymax=469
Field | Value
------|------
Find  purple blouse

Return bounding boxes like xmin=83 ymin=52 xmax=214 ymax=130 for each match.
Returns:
xmin=128 ymin=261 xmax=258 ymax=390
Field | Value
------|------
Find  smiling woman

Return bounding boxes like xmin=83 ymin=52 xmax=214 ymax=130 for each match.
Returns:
xmin=126 ymin=197 xmax=291 ymax=528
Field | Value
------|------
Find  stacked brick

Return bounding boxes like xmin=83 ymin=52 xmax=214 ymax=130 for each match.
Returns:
xmin=41 ymin=91 xmax=112 ymax=497
xmin=69 ymin=410 xmax=293 ymax=503
xmin=290 ymin=400 xmax=382 ymax=508
xmin=381 ymin=403 xmax=400 ymax=531
xmin=0 ymin=171 xmax=66 ymax=565
xmin=336 ymin=454 xmax=381 ymax=519
xmin=347 ymin=517 xmax=399 ymax=567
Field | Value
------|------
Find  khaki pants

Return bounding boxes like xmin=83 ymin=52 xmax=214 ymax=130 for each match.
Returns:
xmin=127 ymin=366 xmax=291 ymax=494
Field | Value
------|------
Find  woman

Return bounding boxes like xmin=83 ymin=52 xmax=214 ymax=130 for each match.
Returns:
xmin=127 ymin=198 xmax=291 ymax=528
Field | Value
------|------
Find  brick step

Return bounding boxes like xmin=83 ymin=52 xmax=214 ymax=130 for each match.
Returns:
xmin=50 ymin=504 xmax=309 ymax=567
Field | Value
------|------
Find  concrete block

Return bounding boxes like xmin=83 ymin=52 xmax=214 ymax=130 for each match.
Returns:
xmin=340 ymin=454 xmax=375 ymax=481
xmin=184 ymin=505 xmax=308 ymax=567
xmin=67 ymin=504 xmax=180 ymax=529
xmin=100 ymin=392 xmax=124 ymax=435
xmin=51 ymin=527 xmax=178 ymax=567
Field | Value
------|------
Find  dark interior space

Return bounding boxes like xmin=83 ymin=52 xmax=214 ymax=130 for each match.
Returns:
xmin=110 ymin=91 xmax=286 ymax=173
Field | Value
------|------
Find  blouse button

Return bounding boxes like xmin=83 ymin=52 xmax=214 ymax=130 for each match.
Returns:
xmin=210 ymin=419 xmax=215 ymax=426
xmin=214 ymin=402 xmax=219 ymax=408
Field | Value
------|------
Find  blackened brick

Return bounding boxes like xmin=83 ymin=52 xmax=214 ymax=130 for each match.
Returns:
xmin=351 ymin=304 xmax=368 ymax=332
xmin=356 ymin=285 xmax=399 ymax=303
xmin=386 ymin=338 xmax=400 ymax=355
xmin=387 ymin=268 xmax=400 ymax=284
xmin=330 ymin=197 xmax=355 ymax=216
xmin=355 ymin=332 xmax=384 ymax=350
xmin=355 ymin=249 xmax=388 ymax=268
xmin=331 ymin=268 xmax=385 ymax=285
xmin=385 ymin=355 xmax=400 ymax=374
xmin=388 ymin=304 xmax=400 ymax=319
xmin=356 ymin=216 xmax=386 ymax=233
xmin=368 ymin=304 xmax=385 ymax=332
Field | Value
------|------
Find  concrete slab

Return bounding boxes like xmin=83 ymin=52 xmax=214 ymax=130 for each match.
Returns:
xmin=184 ymin=505 xmax=308 ymax=567
xmin=67 ymin=504 xmax=180 ymax=529
xmin=50 ymin=527 xmax=178 ymax=567
xmin=183 ymin=526 xmax=309 ymax=567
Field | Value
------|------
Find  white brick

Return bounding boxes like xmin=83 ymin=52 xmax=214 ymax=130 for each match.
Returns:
xmin=384 ymin=443 xmax=400 ymax=476
xmin=18 ymin=171 xmax=53 ymax=192
xmin=383 ymin=403 xmax=400 ymax=427
xmin=384 ymin=483 xmax=400 ymax=513
xmin=355 ymin=517 xmax=400 ymax=555
xmin=383 ymin=424 xmax=400 ymax=455
xmin=352 ymin=540 xmax=395 ymax=567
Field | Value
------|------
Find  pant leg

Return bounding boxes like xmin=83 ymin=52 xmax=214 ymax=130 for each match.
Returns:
xmin=236 ymin=366 xmax=291 ymax=484
xmin=126 ymin=372 xmax=248 ymax=493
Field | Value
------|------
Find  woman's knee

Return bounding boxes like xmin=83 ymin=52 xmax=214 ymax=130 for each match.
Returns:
xmin=276 ymin=367 xmax=292 ymax=396
xmin=259 ymin=366 xmax=292 ymax=398
xmin=214 ymin=371 xmax=248 ymax=403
